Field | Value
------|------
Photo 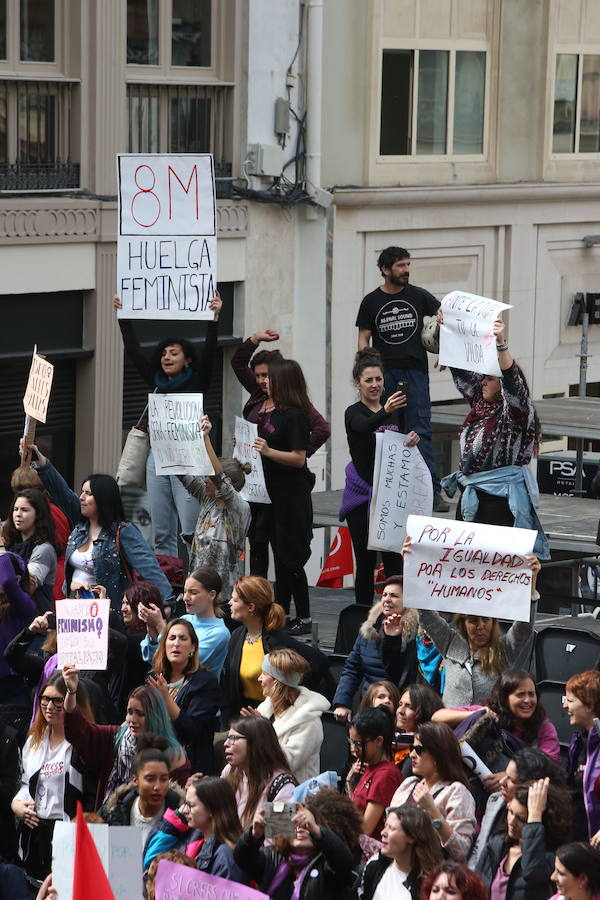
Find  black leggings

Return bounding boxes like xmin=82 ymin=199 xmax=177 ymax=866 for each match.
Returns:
xmin=346 ymin=502 xmax=403 ymax=606
xmin=269 ymin=484 xmax=313 ymax=620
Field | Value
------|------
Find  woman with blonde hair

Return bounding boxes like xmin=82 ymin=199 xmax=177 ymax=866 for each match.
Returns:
xmin=242 ymin=647 xmax=329 ymax=783
xmin=148 ymin=618 xmax=221 ymax=774
xmin=403 ymin=536 xmax=541 ymax=706
xmin=224 ymin=575 xmax=334 ymax=724
xmin=12 ymin=671 xmax=94 ymax=880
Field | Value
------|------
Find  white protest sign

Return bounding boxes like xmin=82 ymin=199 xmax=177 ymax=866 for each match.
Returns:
xmin=52 ymin=822 xmax=144 ymax=900
xmin=460 ymin=739 xmax=493 ymax=780
xmin=23 ymin=350 xmax=54 ymax=423
xmin=368 ymin=432 xmax=433 ymax=552
xmin=404 ymin=515 xmax=536 ymax=621
xmin=117 ymin=153 xmax=216 ymax=320
xmin=438 ymin=291 xmax=512 ymax=376
xmin=233 ymin=416 xmax=271 ymax=505
xmin=148 ymin=392 xmax=213 ymax=476
xmin=155 ymin=859 xmax=269 ymax=900
xmin=56 ymin=598 xmax=110 ymax=670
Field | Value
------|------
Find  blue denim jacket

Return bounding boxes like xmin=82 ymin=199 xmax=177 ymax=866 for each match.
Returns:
xmin=442 ymin=464 xmax=550 ymax=559
xmin=37 ymin=460 xmax=174 ymax=609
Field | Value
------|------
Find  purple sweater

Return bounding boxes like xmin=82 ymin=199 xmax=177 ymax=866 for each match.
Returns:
xmin=0 ymin=552 xmax=36 ymax=680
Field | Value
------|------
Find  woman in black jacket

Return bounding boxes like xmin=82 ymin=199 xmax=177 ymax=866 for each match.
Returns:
xmin=224 ymin=576 xmax=334 ymax=725
xmin=476 ymin=778 xmax=572 ymax=900
xmin=114 ymin=292 xmax=222 ymax=556
xmin=148 ymin=618 xmax=221 ymax=773
xmin=234 ymin=787 xmax=362 ymax=900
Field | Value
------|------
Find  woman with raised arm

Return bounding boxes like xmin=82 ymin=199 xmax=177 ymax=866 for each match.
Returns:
xmin=437 ymin=309 xmax=549 ymax=558
xmin=177 ymin=414 xmax=251 ymax=602
xmin=114 ymin=292 xmax=222 ymax=555
xmin=22 ymin=443 xmax=173 ymax=612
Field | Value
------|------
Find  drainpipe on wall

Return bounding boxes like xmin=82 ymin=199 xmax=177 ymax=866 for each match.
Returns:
xmin=305 ymin=0 xmax=323 ymax=196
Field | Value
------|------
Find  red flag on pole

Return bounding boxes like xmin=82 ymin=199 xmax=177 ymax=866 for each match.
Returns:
xmin=73 ymin=802 xmax=115 ymax=900
xmin=317 ymin=527 xmax=354 ymax=588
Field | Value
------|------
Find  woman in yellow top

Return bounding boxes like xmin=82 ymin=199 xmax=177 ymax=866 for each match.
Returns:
xmin=223 ymin=575 xmax=334 ymax=724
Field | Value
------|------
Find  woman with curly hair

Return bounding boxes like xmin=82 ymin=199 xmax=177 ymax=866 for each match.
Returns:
xmin=476 ymin=777 xmax=573 ymax=900
xmin=434 ymin=668 xmax=560 ymax=790
xmin=421 ymin=861 xmax=488 ymax=900
xmin=391 ymin=722 xmax=476 ymax=862
xmin=234 ymin=787 xmax=362 ymax=900
xmin=359 ymin=805 xmax=443 ymax=900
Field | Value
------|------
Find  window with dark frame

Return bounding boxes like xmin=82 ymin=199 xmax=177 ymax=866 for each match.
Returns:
xmin=20 ymin=0 xmax=54 ymax=62
xmin=127 ymin=0 xmax=159 ymax=66
xmin=380 ymin=48 xmax=486 ymax=157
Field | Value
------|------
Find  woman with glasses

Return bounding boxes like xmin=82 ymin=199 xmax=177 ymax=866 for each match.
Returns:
xmin=252 ymin=357 xmax=316 ymax=635
xmin=11 ymin=671 xmax=94 ymax=880
xmin=221 ymin=716 xmax=296 ymax=828
xmin=563 ymin=670 xmax=600 ymax=845
xmin=231 ymin=330 xmax=330 ymax=579
xmin=476 ymin=778 xmax=572 ymax=900
xmin=345 ymin=707 xmax=402 ymax=843
xmin=390 ymin=722 xmax=476 ymax=862
xmin=359 ymin=804 xmax=443 ymax=900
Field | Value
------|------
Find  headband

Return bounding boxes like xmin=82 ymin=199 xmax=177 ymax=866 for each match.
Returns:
xmin=261 ymin=658 xmax=302 ymax=688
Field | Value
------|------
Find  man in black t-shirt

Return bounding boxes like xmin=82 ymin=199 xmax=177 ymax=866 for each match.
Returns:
xmin=356 ymin=246 xmax=448 ymax=510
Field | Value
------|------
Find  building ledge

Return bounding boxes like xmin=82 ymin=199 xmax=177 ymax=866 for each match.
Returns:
xmin=331 ymin=181 xmax=600 ymax=208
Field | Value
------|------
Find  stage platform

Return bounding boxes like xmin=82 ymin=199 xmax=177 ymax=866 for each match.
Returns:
xmin=312 ymin=489 xmax=600 ymax=554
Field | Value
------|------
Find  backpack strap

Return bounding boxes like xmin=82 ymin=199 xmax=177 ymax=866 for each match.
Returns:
xmin=267 ymin=772 xmax=295 ymax=802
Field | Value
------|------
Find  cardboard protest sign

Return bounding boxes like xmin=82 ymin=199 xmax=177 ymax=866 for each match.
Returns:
xmin=233 ymin=416 xmax=271 ymax=504
xmin=53 ymin=822 xmax=143 ymax=900
xmin=56 ymin=597 xmax=110 ymax=670
xmin=404 ymin=515 xmax=536 ymax=622
xmin=155 ymin=859 xmax=269 ymax=900
xmin=148 ymin=392 xmax=213 ymax=476
xmin=438 ymin=291 xmax=512 ymax=376
xmin=117 ymin=153 xmax=216 ymax=320
xmin=23 ymin=350 xmax=54 ymax=423
xmin=368 ymin=432 xmax=433 ymax=552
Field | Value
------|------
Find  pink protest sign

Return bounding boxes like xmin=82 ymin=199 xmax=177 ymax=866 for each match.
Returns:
xmin=155 ymin=860 xmax=269 ymax=900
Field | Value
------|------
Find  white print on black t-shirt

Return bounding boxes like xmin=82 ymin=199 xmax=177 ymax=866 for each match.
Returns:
xmin=375 ymin=299 xmax=418 ymax=345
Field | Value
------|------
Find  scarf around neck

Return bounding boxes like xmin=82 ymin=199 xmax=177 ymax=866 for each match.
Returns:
xmin=104 ymin=725 xmax=138 ymax=803
xmin=154 ymin=367 xmax=194 ymax=392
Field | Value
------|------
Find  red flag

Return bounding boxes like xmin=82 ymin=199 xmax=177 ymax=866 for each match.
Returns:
xmin=73 ymin=802 xmax=115 ymax=900
xmin=317 ymin=527 xmax=354 ymax=588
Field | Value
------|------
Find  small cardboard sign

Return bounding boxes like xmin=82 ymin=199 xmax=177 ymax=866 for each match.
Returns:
xmin=23 ymin=350 xmax=54 ymax=423
xmin=56 ymin=598 xmax=110 ymax=670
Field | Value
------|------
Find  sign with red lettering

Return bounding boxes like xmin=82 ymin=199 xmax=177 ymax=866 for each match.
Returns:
xmin=404 ymin=515 xmax=536 ymax=621
xmin=233 ymin=416 xmax=270 ymax=504
xmin=117 ymin=153 xmax=216 ymax=320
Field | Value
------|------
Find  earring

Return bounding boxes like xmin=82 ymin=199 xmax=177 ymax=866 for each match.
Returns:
xmin=189 ymin=652 xmax=194 ymax=658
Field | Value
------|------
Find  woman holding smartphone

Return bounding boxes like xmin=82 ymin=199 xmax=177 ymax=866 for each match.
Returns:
xmin=340 ymin=349 xmax=418 ymax=607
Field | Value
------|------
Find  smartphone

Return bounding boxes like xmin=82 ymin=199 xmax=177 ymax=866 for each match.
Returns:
xmin=263 ymin=801 xmax=297 ymax=839
xmin=46 ymin=613 xmax=56 ymax=629
xmin=393 ymin=733 xmax=415 ymax=747
xmin=397 ymin=381 xmax=409 ymax=399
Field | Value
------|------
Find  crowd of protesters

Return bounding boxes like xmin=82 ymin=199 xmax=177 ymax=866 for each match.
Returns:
xmin=0 ymin=263 xmax=597 ymax=900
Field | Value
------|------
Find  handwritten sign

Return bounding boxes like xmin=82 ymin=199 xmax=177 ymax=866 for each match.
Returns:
xmin=438 ymin=291 xmax=512 ymax=376
xmin=117 ymin=154 xmax=216 ymax=320
xmin=56 ymin=597 xmax=110 ymax=670
xmin=52 ymin=822 xmax=143 ymax=900
xmin=156 ymin=859 xmax=269 ymax=900
xmin=23 ymin=350 xmax=54 ymax=423
xmin=233 ymin=416 xmax=271 ymax=504
xmin=148 ymin=392 xmax=212 ymax=476
xmin=404 ymin=515 xmax=536 ymax=621
xmin=368 ymin=432 xmax=433 ymax=552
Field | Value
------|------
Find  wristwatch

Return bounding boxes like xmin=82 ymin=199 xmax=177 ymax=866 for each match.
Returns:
xmin=431 ymin=818 xmax=444 ymax=830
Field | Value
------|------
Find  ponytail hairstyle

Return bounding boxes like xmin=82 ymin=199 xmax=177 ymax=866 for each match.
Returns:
xmin=219 ymin=458 xmax=252 ymax=492
xmin=352 ymin=348 xmax=384 ymax=383
xmin=233 ymin=575 xmax=286 ymax=633
xmin=263 ymin=648 xmax=310 ymax=717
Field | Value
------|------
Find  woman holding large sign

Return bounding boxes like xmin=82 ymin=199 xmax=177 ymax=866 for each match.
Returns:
xmin=340 ymin=349 xmax=419 ymax=607
xmin=115 ymin=292 xmax=222 ymax=556
xmin=437 ymin=311 xmax=548 ymax=558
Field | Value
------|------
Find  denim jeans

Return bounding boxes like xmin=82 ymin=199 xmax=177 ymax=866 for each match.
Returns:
xmin=384 ymin=367 xmax=441 ymax=494
xmin=146 ymin=449 xmax=200 ymax=555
